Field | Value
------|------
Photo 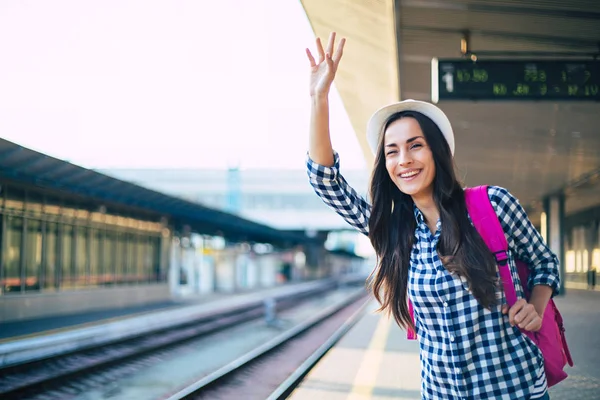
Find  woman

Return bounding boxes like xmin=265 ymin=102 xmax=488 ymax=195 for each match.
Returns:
xmin=305 ymin=32 xmax=559 ymax=400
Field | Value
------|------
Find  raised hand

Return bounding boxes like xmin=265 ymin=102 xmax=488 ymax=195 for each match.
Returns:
xmin=306 ymin=32 xmax=346 ymax=98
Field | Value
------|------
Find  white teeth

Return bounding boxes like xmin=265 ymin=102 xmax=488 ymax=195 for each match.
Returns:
xmin=401 ymin=170 xmax=420 ymax=178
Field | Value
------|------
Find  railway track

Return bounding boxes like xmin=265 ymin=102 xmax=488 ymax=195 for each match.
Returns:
xmin=163 ymin=292 xmax=370 ymax=400
xmin=0 ymin=283 xmax=351 ymax=399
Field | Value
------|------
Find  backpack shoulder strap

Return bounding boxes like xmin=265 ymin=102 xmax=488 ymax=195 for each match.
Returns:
xmin=464 ymin=186 xmax=518 ymax=306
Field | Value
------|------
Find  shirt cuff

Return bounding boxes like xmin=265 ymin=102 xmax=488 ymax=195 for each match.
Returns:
xmin=306 ymin=150 xmax=340 ymax=181
xmin=530 ymin=271 xmax=561 ymax=296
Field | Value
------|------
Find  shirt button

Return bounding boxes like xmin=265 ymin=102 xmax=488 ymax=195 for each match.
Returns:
xmin=443 ymin=301 xmax=448 ymax=307
xmin=450 ymin=336 xmax=455 ymax=342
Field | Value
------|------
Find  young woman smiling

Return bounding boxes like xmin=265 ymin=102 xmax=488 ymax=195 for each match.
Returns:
xmin=305 ymin=33 xmax=559 ymax=400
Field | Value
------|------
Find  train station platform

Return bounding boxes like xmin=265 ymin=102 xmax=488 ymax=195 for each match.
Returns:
xmin=0 ymin=279 xmax=359 ymax=343
xmin=0 ymin=278 xmax=364 ymax=371
xmin=0 ymin=299 xmax=182 ymax=341
xmin=289 ymin=289 xmax=600 ymax=400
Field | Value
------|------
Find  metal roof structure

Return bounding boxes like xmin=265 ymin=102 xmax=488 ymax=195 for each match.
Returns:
xmin=0 ymin=138 xmax=316 ymax=247
xmin=301 ymin=0 xmax=600 ymax=221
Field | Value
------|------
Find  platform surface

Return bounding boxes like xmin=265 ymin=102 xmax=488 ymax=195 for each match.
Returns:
xmin=290 ymin=289 xmax=600 ymax=400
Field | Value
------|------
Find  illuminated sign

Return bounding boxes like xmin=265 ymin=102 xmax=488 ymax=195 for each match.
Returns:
xmin=431 ymin=58 xmax=600 ymax=102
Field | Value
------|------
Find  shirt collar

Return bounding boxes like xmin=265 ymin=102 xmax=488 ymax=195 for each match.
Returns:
xmin=413 ymin=204 xmax=425 ymax=224
xmin=413 ymin=204 xmax=442 ymax=235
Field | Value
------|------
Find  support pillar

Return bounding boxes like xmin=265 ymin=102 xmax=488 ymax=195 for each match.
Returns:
xmin=588 ymin=222 xmax=599 ymax=269
xmin=544 ymin=194 xmax=565 ymax=295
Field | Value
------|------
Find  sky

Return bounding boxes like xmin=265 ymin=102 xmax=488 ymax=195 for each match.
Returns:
xmin=0 ymin=0 xmax=366 ymax=171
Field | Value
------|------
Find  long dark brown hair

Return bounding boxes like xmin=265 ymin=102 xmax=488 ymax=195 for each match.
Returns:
xmin=367 ymin=111 xmax=498 ymax=331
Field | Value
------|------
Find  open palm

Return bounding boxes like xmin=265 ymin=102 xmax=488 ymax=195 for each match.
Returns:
xmin=306 ymin=32 xmax=346 ymax=97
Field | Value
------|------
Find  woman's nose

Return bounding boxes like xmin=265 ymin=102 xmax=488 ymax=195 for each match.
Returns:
xmin=398 ymin=149 xmax=413 ymax=166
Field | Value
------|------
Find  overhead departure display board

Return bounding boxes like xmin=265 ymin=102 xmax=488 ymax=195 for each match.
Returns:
xmin=431 ymin=58 xmax=600 ymax=102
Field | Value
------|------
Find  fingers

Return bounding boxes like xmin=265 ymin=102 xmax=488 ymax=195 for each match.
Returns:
xmin=507 ymin=299 xmax=526 ymax=326
xmin=506 ymin=300 xmax=542 ymax=331
xmin=519 ymin=311 xmax=539 ymax=330
xmin=306 ymin=48 xmax=316 ymax=67
xmin=326 ymin=32 xmax=336 ymax=57
xmin=523 ymin=316 xmax=542 ymax=332
xmin=501 ymin=304 xmax=509 ymax=314
xmin=514 ymin=302 xmax=534 ymax=326
xmin=325 ymin=52 xmax=333 ymax=69
xmin=332 ymin=37 xmax=346 ymax=68
xmin=313 ymin=33 xmax=346 ymax=69
xmin=316 ymin=37 xmax=325 ymax=63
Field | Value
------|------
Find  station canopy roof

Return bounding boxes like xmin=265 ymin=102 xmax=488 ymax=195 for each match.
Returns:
xmin=301 ymin=0 xmax=600 ymax=220
xmin=0 ymin=138 xmax=316 ymax=247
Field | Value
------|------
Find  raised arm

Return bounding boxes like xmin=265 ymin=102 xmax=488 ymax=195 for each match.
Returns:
xmin=306 ymin=32 xmax=344 ymax=167
xmin=305 ymin=33 xmax=371 ymax=236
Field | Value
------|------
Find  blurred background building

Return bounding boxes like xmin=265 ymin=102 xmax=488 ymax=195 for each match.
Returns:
xmin=103 ymin=167 xmax=376 ymax=258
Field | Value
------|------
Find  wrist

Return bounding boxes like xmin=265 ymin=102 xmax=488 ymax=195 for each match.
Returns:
xmin=532 ymin=302 xmax=546 ymax=318
xmin=311 ymin=93 xmax=329 ymax=103
xmin=529 ymin=284 xmax=553 ymax=317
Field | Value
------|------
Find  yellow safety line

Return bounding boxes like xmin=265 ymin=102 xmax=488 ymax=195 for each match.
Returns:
xmin=347 ymin=313 xmax=392 ymax=399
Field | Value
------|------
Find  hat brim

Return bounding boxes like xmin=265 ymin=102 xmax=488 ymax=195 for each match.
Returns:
xmin=366 ymin=99 xmax=455 ymax=156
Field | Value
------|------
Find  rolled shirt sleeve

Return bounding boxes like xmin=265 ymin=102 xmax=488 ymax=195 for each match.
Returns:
xmin=306 ymin=150 xmax=371 ymax=236
xmin=489 ymin=186 xmax=561 ymax=296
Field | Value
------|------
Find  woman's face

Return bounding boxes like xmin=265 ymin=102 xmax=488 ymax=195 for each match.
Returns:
xmin=383 ymin=117 xmax=436 ymax=200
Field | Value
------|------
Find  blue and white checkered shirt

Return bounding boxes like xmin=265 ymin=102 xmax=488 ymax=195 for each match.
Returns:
xmin=307 ymin=151 xmax=560 ymax=400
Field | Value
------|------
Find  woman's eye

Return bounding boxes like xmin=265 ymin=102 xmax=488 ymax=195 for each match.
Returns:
xmin=410 ymin=143 xmax=422 ymax=150
xmin=386 ymin=150 xmax=397 ymax=156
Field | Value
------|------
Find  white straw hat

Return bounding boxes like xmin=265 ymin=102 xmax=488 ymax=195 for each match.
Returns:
xmin=366 ymin=99 xmax=455 ymax=156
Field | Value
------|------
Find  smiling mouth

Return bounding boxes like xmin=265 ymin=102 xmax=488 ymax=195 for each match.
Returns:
xmin=399 ymin=169 xmax=422 ymax=180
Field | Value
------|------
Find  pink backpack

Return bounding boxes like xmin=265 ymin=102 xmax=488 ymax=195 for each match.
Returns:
xmin=407 ymin=186 xmax=574 ymax=387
